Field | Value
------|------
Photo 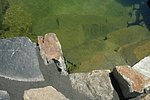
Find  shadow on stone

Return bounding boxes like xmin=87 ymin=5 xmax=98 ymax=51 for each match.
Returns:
xmin=109 ymin=73 xmax=128 ymax=100
xmin=0 ymin=47 xmax=91 ymax=100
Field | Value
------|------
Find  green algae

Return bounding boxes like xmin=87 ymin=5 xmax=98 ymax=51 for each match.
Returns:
xmin=1 ymin=0 xmax=150 ymax=72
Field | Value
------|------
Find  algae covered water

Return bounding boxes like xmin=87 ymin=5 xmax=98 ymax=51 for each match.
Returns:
xmin=1 ymin=0 xmax=150 ymax=72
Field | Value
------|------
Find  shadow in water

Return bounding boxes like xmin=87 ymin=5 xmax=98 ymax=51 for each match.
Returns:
xmin=116 ymin=0 xmax=150 ymax=31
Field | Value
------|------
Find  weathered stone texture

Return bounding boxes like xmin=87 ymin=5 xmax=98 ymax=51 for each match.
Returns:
xmin=69 ymin=70 xmax=114 ymax=100
xmin=0 ymin=37 xmax=44 ymax=81
xmin=24 ymin=86 xmax=69 ymax=100
xmin=0 ymin=90 xmax=10 ymax=100
xmin=38 ymin=33 xmax=68 ymax=75
xmin=113 ymin=65 xmax=150 ymax=98
xmin=141 ymin=93 xmax=150 ymax=100
xmin=133 ymin=56 xmax=150 ymax=78
xmin=38 ymin=34 xmax=62 ymax=61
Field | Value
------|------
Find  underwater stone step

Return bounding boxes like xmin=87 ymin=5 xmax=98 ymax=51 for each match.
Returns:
xmin=0 ymin=37 xmax=44 ymax=82
xmin=141 ymin=93 xmax=150 ymax=100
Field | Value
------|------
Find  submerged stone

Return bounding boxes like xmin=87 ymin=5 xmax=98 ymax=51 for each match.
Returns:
xmin=0 ymin=90 xmax=10 ymax=100
xmin=0 ymin=37 xmax=44 ymax=81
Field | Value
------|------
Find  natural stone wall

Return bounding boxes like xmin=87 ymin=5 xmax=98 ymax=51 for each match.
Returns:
xmin=0 ymin=36 xmax=90 ymax=100
xmin=0 ymin=36 xmax=149 ymax=100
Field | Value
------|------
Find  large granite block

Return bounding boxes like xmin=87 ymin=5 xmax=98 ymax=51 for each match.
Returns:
xmin=69 ymin=70 xmax=115 ymax=100
xmin=0 ymin=37 xmax=44 ymax=81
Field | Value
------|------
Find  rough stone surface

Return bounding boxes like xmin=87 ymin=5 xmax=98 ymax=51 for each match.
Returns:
xmin=113 ymin=65 xmax=150 ymax=98
xmin=38 ymin=33 xmax=68 ymax=75
xmin=0 ymin=37 xmax=44 ymax=82
xmin=0 ymin=90 xmax=10 ymax=100
xmin=141 ymin=93 xmax=150 ymax=100
xmin=24 ymin=86 xmax=69 ymax=100
xmin=69 ymin=70 xmax=114 ymax=100
xmin=133 ymin=56 xmax=150 ymax=78
xmin=0 ymin=48 xmax=90 ymax=100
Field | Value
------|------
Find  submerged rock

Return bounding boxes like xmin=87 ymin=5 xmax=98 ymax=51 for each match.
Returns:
xmin=38 ymin=33 xmax=68 ymax=75
xmin=24 ymin=86 xmax=69 ymax=100
xmin=69 ymin=70 xmax=115 ymax=100
xmin=0 ymin=37 xmax=44 ymax=82
xmin=118 ymin=38 xmax=150 ymax=66
xmin=112 ymin=65 xmax=150 ymax=98
xmin=0 ymin=90 xmax=10 ymax=100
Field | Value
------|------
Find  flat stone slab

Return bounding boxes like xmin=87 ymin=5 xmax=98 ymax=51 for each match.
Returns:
xmin=0 ymin=90 xmax=10 ymax=100
xmin=69 ymin=70 xmax=114 ymax=100
xmin=0 ymin=37 xmax=44 ymax=81
xmin=141 ymin=93 xmax=150 ymax=100
xmin=24 ymin=86 xmax=69 ymax=100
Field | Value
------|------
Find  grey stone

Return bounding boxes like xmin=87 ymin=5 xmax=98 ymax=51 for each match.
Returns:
xmin=0 ymin=37 xmax=44 ymax=81
xmin=69 ymin=70 xmax=114 ymax=100
xmin=24 ymin=86 xmax=69 ymax=100
xmin=0 ymin=90 xmax=10 ymax=100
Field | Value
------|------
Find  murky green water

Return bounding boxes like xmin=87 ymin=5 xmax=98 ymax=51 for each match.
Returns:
xmin=2 ymin=0 xmax=150 ymax=72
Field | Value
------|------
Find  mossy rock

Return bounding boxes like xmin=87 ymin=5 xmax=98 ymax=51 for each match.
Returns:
xmin=68 ymin=40 xmax=125 ymax=73
xmin=119 ymin=38 xmax=150 ymax=66
xmin=73 ymin=50 xmax=126 ymax=73
xmin=107 ymin=26 xmax=150 ymax=46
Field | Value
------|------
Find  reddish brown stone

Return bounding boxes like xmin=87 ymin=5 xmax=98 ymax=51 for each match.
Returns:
xmin=113 ymin=65 xmax=150 ymax=98
xmin=38 ymin=33 xmax=62 ymax=62
xmin=38 ymin=33 xmax=68 ymax=75
xmin=116 ymin=65 xmax=146 ymax=92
